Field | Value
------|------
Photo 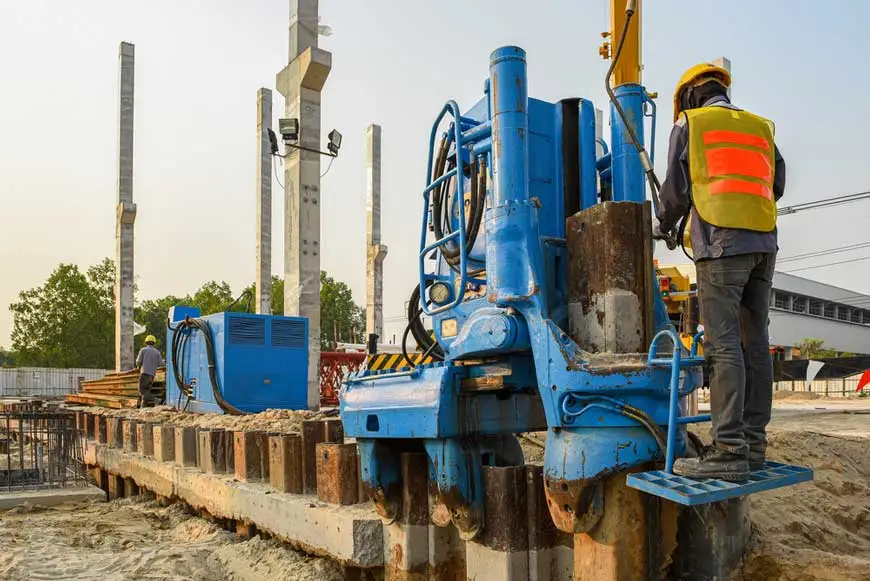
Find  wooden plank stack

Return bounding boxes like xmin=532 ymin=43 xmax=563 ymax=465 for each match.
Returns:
xmin=65 ymin=368 xmax=166 ymax=409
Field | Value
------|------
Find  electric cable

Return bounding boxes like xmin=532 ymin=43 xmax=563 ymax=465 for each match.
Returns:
xmin=274 ymin=157 xmax=285 ymax=189
xmin=778 ymin=190 xmax=870 ymax=216
xmin=321 ymin=156 xmax=335 ymax=178
xmin=169 ymin=316 xmax=251 ymax=415
xmin=777 ymin=241 xmax=870 ymax=264
xmin=783 ymin=255 xmax=870 ymax=274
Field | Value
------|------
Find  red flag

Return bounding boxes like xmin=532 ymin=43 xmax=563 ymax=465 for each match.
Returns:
xmin=857 ymin=371 xmax=870 ymax=392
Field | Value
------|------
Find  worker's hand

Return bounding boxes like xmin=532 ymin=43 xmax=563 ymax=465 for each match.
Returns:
xmin=652 ymin=219 xmax=678 ymax=251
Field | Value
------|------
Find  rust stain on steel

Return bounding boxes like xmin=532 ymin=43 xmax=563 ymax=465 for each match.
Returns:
xmin=545 ymin=467 xmax=620 ymax=534
xmin=428 ymin=555 xmax=467 ymax=581
xmin=385 ymin=543 xmax=429 ymax=581
xmin=361 ymin=481 xmax=400 ymax=524
xmin=439 ymin=484 xmax=482 ymax=540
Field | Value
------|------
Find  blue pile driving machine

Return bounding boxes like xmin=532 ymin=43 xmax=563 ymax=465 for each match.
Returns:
xmin=165 ymin=306 xmax=309 ymax=414
xmin=339 ymin=4 xmax=811 ymax=540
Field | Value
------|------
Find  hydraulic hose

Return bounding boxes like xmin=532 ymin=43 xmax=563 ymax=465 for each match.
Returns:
xmin=431 ymin=138 xmax=487 ymax=268
xmin=401 ymin=282 xmax=445 ymax=367
xmin=604 ymin=1 xmax=677 ymax=250
xmin=169 ymin=316 xmax=251 ymax=416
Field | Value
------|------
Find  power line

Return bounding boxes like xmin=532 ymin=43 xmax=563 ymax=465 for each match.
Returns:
xmin=778 ymin=190 xmax=870 ymax=216
xmin=778 ymin=241 xmax=870 ymax=264
xmin=783 ymin=255 xmax=870 ymax=274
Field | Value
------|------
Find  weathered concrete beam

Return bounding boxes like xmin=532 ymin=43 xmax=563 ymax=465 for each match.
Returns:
xmin=85 ymin=442 xmax=384 ymax=567
xmin=255 ymin=87 xmax=273 ymax=315
xmin=276 ymin=0 xmax=333 ymax=410
xmin=114 ymin=41 xmax=136 ymax=371
xmin=365 ymin=123 xmax=387 ymax=340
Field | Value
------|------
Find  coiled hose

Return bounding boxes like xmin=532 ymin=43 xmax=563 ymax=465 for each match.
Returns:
xmin=170 ymin=316 xmax=251 ymax=415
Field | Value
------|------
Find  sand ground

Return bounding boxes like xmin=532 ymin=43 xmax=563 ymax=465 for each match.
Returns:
xmin=0 ymin=499 xmax=345 ymax=581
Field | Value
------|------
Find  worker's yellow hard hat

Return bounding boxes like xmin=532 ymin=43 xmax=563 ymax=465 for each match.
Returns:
xmin=145 ymin=335 xmax=157 ymax=344
xmin=673 ymin=63 xmax=732 ymax=122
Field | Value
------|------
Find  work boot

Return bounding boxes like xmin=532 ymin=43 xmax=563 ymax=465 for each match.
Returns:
xmin=673 ymin=446 xmax=749 ymax=481
xmin=748 ymin=445 xmax=766 ymax=471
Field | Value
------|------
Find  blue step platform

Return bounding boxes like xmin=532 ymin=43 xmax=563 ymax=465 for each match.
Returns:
xmin=626 ymin=461 xmax=814 ymax=506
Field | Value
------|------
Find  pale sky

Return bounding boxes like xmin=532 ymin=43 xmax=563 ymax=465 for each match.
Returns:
xmin=2 ymin=0 xmax=869 ymax=348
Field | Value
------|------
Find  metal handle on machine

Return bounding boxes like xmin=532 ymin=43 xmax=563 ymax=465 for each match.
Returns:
xmin=647 ymin=328 xmax=709 ymax=473
xmin=418 ymin=101 xmax=471 ymax=317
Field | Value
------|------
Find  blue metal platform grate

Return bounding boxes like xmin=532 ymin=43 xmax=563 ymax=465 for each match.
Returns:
xmin=626 ymin=461 xmax=814 ymax=506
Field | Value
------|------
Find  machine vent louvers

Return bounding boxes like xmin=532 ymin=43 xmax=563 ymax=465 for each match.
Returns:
xmin=271 ymin=319 xmax=306 ymax=348
xmin=228 ymin=317 xmax=266 ymax=346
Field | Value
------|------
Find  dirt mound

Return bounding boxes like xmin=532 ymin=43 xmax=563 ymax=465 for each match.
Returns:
xmin=742 ymin=429 xmax=870 ymax=580
xmin=773 ymin=390 xmax=824 ymax=401
xmin=77 ymin=405 xmax=334 ymax=435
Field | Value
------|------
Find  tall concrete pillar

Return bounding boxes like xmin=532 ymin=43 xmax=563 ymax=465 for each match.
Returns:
xmin=277 ymin=0 xmax=331 ymax=409
xmin=713 ymin=57 xmax=731 ymax=99
xmin=115 ymin=41 xmax=136 ymax=371
xmin=365 ymin=124 xmax=387 ymax=339
xmin=256 ymin=88 xmax=273 ymax=315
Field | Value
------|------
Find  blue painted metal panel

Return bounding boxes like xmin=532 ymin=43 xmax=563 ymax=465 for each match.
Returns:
xmin=166 ymin=310 xmax=308 ymax=414
xmin=626 ymin=462 xmax=815 ymax=506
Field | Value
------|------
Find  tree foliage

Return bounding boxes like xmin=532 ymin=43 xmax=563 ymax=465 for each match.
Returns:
xmin=319 ymin=271 xmax=366 ymax=350
xmin=797 ymin=338 xmax=839 ymax=359
xmin=10 ymin=259 xmax=365 ymax=367
xmin=9 ymin=259 xmax=115 ymax=368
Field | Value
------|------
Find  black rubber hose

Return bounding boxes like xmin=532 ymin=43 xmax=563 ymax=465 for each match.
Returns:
xmin=169 ymin=317 xmax=251 ymax=415
xmin=404 ymin=283 xmax=444 ymax=363
xmin=431 ymin=143 xmax=486 ymax=267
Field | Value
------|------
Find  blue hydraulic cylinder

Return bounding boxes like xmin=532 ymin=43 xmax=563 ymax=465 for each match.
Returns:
xmin=486 ymin=46 xmax=542 ymax=306
xmin=578 ymin=99 xmax=598 ymax=210
xmin=610 ymin=83 xmax=646 ymax=203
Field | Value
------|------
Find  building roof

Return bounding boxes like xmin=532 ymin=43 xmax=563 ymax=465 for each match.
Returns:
xmin=773 ymin=272 xmax=870 ymax=303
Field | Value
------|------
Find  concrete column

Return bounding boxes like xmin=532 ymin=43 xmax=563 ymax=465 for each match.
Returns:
xmin=256 ymin=88 xmax=273 ymax=315
xmin=366 ymin=124 xmax=388 ymax=339
xmin=713 ymin=57 xmax=731 ymax=99
xmin=277 ymin=0 xmax=332 ymax=410
xmin=114 ymin=41 xmax=136 ymax=371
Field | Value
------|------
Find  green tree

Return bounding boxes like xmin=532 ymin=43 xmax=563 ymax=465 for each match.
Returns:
xmin=134 ymin=294 xmax=192 ymax=351
xmin=319 ymin=271 xmax=365 ymax=350
xmin=10 ymin=260 xmax=115 ymax=368
xmin=797 ymin=338 xmax=839 ymax=359
xmin=0 ymin=348 xmax=17 ymax=367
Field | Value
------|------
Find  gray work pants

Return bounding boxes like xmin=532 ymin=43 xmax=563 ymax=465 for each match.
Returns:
xmin=139 ymin=373 xmax=156 ymax=405
xmin=696 ymin=252 xmax=776 ymax=455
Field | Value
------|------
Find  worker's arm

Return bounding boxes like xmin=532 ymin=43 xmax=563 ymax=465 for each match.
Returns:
xmin=135 ymin=349 xmax=143 ymax=369
xmin=773 ymin=144 xmax=786 ymax=202
xmin=656 ymin=120 xmax=690 ymax=233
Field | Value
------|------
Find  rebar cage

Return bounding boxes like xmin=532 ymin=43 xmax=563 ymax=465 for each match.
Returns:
xmin=0 ymin=409 xmax=89 ymax=492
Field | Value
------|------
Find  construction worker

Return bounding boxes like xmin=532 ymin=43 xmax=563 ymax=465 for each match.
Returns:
xmin=653 ymin=63 xmax=786 ymax=480
xmin=136 ymin=335 xmax=164 ymax=407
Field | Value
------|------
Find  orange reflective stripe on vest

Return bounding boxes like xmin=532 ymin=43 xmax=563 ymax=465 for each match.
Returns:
xmin=684 ymin=106 xmax=777 ymax=232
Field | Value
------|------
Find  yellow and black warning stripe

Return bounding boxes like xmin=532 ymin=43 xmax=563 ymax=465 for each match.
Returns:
xmin=366 ymin=352 xmax=436 ymax=372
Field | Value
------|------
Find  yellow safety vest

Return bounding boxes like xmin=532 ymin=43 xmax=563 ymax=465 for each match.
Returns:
xmin=684 ymin=106 xmax=777 ymax=236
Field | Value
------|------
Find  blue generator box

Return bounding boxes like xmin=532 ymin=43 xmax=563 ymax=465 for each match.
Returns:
xmin=165 ymin=306 xmax=309 ymax=414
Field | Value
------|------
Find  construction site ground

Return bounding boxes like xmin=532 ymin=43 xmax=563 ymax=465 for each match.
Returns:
xmin=0 ymin=395 xmax=868 ymax=580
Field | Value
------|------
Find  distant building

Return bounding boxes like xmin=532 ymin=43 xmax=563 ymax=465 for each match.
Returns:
xmin=664 ymin=264 xmax=870 ymax=357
